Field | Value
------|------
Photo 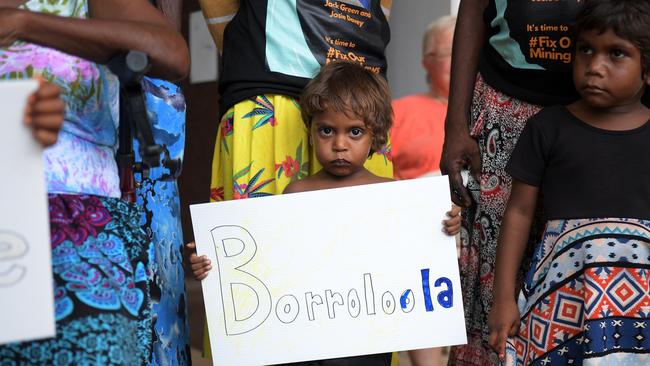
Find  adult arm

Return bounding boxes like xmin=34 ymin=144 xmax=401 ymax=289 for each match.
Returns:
xmin=380 ymin=0 xmax=392 ymax=19
xmin=198 ymin=0 xmax=239 ymax=51
xmin=440 ymin=0 xmax=489 ymax=207
xmin=155 ymin=0 xmax=183 ymax=32
xmin=0 ymin=0 xmax=189 ymax=80
xmin=487 ymin=179 xmax=538 ymax=359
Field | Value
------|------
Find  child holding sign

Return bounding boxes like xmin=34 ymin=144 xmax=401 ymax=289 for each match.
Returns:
xmin=190 ymin=61 xmax=461 ymax=364
xmin=488 ymin=0 xmax=650 ymax=364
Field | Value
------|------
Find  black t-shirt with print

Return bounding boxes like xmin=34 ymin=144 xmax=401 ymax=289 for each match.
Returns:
xmin=507 ymin=105 xmax=650 ymax=220
xmin=219 ymin=0 xmax=390 ymax=115
xmin=479 ymin=0 xmax=583 ymax=106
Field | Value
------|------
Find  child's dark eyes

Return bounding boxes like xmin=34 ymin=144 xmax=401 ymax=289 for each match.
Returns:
xmin=578 ymin=45 xmax=593 ymax=55
xmin=610 ymin=49 xmax=626 ymax=59
xmin=349 ymin=128 xmax=364 ymax=137
xmin=319 ymin=127 xmax=333 ymax=136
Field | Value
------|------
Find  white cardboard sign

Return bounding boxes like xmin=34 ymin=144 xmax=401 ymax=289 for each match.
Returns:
xmin=191 ymin=176 xmax=467 ymax=365
xmin=0 ymin=79 xmax=56 ymax=345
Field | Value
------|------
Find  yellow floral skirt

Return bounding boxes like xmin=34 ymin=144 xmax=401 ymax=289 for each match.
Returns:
xmin=210 ymin=94 xmax=392 ymax=201
xmin=205 ymin=94 xmax=396 ymax=365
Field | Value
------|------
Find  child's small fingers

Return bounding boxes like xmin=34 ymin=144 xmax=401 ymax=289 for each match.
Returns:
xmin=445 ymin=210 xmax=455 ymax=218
xmin=188 ymin=253 xmax=210 ymax=264
xmin=194 ymin=265 xmax=212 ymax=276
xmin=192 ymin=269 xmax=212 ymax=281
xmin=444 ymin=216 xmax=461 ymax=225
xmin=190 ymin=258 xmax=211 ymax=270
xmin=186 ymin=241 xmax=196 ymax=250
xmin=31 ymin=113 xmax=64 ymax=131
xmin=35 ymin=82 xmax=61 ymax=98
xmin=451 ymin=204 xmax=461 ymax=215
xmin=189 ymin=258 xmax=203 ymax=267
xmin=446 ymin=206 xmax=461 ymax=217
xmin=25 ymin=93 xmax=37 ymax=107
xmin=197 ymin=255 xmax=210 ymax=264
xmin=23 ymin=100 xmax=35 ymax=125
xmin=442 ymin=219 xmax=460 ymax=230
xmin=23 ymin=113 xmax=32 ymax=126
xmin=194 ymin=265 xmax=212 ymax=275
xmin=32 ymin=128 xmax=59 ymax=147
xmin=31 ymin=97 xmax=65 ymax=115
xmin=445 ymin=223 xmax=461 ymax=235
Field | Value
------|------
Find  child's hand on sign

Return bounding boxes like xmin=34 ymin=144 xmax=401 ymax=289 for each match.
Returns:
xmin=24 ymin=81 xmax=65 ymax=147
xmin=186 ymin=241 xmax=212 ymax=280
xmin=442 ymin=204 xmax=461 ymax=235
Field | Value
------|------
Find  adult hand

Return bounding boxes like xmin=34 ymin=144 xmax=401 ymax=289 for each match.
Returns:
xmin=487 ymin=298 xmax=519 ymax=360
xmin=25 ymin=81 xmax=65 ymax=147
xmin=440 ymin=123 xmax=481 ymax=208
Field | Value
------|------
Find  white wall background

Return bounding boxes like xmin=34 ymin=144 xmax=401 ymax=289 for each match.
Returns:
xmin=386 ymin=0 xmax=459 ymax=99
xmin=451 ymin=0 xmax=460 ymax=15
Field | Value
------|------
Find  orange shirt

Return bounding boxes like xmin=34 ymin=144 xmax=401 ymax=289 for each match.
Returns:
xmin=390 ymin=94 xmax=447 ymax=180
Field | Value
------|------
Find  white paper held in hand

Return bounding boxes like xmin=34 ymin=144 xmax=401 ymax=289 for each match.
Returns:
xmin=0 ymin=79 xmax=56 ymax=345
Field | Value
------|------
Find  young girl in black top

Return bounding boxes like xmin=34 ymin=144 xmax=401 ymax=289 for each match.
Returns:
xmin=488 ymin=0 xmax=650 ymax=364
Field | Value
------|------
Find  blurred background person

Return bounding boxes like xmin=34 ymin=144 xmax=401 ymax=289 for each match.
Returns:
xmin=391 ymin=15 xmax=455 ymax=181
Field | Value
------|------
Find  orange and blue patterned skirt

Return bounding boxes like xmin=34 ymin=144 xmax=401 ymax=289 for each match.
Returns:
xmin=504 ymin=218 xmax=650 ymax=365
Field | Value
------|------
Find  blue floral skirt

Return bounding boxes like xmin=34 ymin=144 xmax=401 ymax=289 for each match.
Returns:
xmin=138 ymin=77 xmax=190 ymax=366
xmin=0 ymin=194 xmax=151 ymax=365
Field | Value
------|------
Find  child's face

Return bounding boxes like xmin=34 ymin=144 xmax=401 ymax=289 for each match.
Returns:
xmin=573 ymin=28 xmax=650 ymax=109
xmin=311 ymin=108 xmax=372 ymax=177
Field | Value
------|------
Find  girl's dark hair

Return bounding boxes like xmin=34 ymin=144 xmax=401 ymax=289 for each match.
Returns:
xmin=577 ymin=0 xmax=650 ymax=71
xmin=300 ymin=61 xmax=392 ymax=154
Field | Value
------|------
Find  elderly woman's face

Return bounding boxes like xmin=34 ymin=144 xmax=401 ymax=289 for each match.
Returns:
xmin=423 ymin=27 xmax=454 ymax=99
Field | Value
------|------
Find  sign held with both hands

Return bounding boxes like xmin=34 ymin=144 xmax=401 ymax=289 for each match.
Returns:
xmin=191 ymin=176 xmax=466 ymax=365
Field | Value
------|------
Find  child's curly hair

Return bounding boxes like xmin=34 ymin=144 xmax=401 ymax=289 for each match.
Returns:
xmin=300 ymin=61 xmax=392 ymax=154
